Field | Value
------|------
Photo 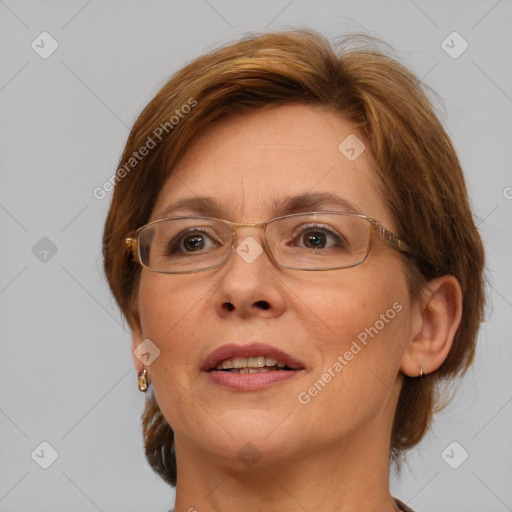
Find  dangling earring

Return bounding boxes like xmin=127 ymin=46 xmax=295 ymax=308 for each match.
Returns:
xmin=419 ymin=366 xmax=424 ymax=378
xmin=138 ymin=368 xmax=148 ymax=392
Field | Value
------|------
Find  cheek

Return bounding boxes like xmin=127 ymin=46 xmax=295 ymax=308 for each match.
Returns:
xmin=136 ymin=275 xmax=209 ymax=429
xmin=137 ymin=272 xmax=210 ymax=334
xmin=291 ymin=270 xmax=410 ymax=397
xmin=136 ymin=274 xmax=205 ymax=378
xmin=290 ymin=269 xmax=407 ymax=343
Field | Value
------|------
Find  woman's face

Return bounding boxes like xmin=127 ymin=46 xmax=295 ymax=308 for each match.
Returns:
xmin=134 ymin=103 xmax=415 ymax=469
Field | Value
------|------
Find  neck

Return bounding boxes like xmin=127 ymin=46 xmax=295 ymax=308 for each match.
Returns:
xmin=173 ymin=415 xmax=399 ymax=512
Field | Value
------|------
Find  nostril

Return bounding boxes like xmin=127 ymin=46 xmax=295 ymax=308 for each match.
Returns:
xmin=254 ymin=300 xmax=270 ymax=310
xmin=222 ymin=300 xmax=270 ymax=312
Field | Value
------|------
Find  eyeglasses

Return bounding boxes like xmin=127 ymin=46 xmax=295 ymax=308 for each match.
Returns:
xmin=124 ymin=211 xmax=411 ymax=274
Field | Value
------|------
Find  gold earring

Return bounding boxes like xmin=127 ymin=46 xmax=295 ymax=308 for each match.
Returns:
xmin=138 ymin=368 xmax=148 ymax=392
xmin=419 ymin=366 xmax=424 ymax=378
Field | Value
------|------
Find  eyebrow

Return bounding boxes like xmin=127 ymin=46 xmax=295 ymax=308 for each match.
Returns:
xmin=158 ymin=192 xmax=361 ymax=219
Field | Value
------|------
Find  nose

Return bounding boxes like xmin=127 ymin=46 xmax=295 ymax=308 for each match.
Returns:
xmin=214 ymin=229 xmax=287 ymax=319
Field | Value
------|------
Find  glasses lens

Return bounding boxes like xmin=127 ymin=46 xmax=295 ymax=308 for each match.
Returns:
xmin=138 ymin=218 xmax=232 ymax=273
xmin=266 ymin=213 xmax=371 ymax=270
xmin=137 ymin=213 xmax=372 ymax=273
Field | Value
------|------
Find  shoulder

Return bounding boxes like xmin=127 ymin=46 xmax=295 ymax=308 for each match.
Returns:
xmin=170 ymin=501 xmax=413 ymax=512
xmin=169 ymin=501 xmax=413 ymax=512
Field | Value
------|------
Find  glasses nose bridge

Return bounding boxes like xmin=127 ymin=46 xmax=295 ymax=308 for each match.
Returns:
xmin=228 ymin=219 xmax=268 ymax=248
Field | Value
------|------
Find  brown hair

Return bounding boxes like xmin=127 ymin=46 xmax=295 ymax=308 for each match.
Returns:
xmin=102 ymin=29 xmax=485 ymax=485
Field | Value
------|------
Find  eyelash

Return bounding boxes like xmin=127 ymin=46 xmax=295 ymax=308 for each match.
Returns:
xmin=166 ymin=223 xmax=348 ymax=255
xmin=288 ymin=224 xmax=348 ymax=248
xmin=167 ymin=228 xmax=221 ymax=253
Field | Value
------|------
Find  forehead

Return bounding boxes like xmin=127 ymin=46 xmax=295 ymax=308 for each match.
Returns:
xmin=151 ymin=103 xmax=393 ymax=227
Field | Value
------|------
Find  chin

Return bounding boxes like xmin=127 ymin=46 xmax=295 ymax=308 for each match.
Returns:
xmin=181 ymin=409 xmax=306 ymax=463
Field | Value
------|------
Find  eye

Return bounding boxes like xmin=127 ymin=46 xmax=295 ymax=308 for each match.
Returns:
xmin=167 ymin=228 xmax=222 ymax=254
xmin=288 ymin=224 xmax=348 ymax=250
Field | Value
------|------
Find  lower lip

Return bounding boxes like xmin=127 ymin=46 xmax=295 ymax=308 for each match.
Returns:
xmin=206 ymin=369 xmax=303 ymax=391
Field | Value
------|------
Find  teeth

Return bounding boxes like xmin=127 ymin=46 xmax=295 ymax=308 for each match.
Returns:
xmin=224 ymin=367 xmax=276 ymax=374
xmin=217 ymin=359 xmax=233 ymax=370
xmin=248 ymin=356 xmax=266 ymax=368
xmin=232 ymin=357 xmax=247 ymax=369
xmin=214 ymin=355 xmax=290 ymax=372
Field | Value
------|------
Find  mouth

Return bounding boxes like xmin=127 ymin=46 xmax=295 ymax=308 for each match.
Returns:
xmin=213 ymin=355 xmax=296 ymax=374
xmin=201 ymin=343 xmax=305 ymax=390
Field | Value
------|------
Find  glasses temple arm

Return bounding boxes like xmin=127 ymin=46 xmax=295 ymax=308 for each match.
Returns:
xmin=377 ymin=225 xmax=411 ymax=254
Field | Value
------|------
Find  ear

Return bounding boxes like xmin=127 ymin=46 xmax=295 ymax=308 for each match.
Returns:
xmin=400 ymin=275 xmax=463 ymax=377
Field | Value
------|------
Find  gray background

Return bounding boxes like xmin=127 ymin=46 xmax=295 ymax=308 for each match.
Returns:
xmin=1 ymin=1 xmax=511 ymax=511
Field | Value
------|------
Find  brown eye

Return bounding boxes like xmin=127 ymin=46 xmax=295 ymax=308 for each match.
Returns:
xmin=302 ymin=230 xmax=327 ymax=249
xmin=167 ymin=229 xmax=220 ymax=254
xmin=288 ymin=224 xmax=349 ymax=250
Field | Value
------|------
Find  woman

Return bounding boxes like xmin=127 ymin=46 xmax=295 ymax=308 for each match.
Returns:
xmin=102 ymin=29 xmax=485 ymax=511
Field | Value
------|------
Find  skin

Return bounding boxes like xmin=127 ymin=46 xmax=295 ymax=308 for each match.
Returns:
xmin=131 ymin=104 xmax=462 ymax=512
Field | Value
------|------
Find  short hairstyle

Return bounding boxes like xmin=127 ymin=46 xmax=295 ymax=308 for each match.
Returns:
xmin=102 ymin=29 xmax=485 ymax=485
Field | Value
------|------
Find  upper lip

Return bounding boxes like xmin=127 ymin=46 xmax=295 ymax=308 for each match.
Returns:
xmin=201 ymin=343 xmax=305 ymax=371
